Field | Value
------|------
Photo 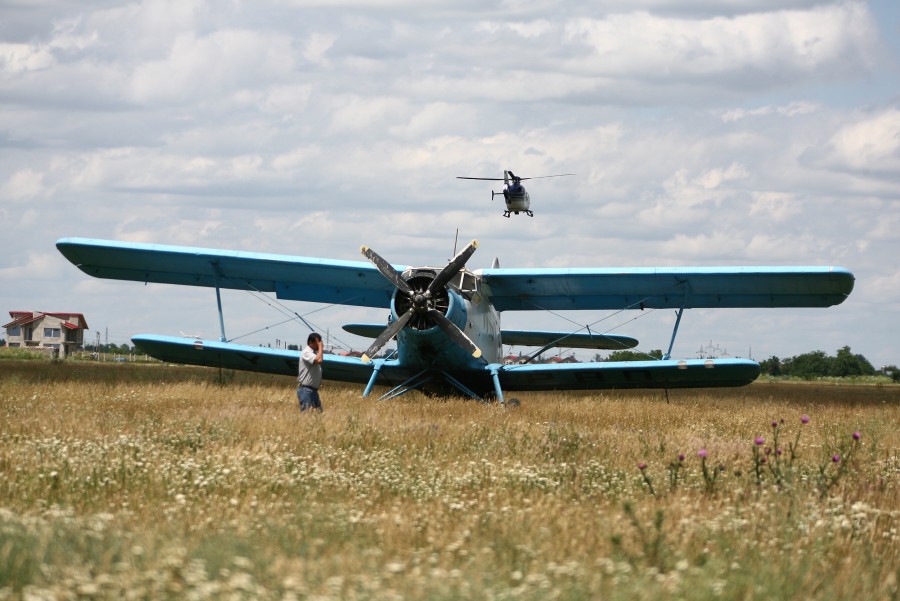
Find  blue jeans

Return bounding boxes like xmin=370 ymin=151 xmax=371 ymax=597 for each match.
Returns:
xmin=297 ymin=386 xmax=322 ymax=412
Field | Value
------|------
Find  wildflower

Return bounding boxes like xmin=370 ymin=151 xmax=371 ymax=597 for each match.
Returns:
xmin=755 ymin=437 xmax=765 ymax=446
xmin=677 ymin=453 xmax=685 ymax=462
xmin=776 ymin=448 xmax=783 ymax=456
xmin=637 ymin=462 xmax=647 ymax=471
xmin=771 ymin=421 xmax=778 ymax=429
xmin=832 ymin=454 xmax=841 ymax=463
xmin=698 ymin=448 xmax=708 ymax=459
xmin=801 ymin=415 xmax=810 ymax=424
xmin=852 ymin=432 xmax=861 ymax=441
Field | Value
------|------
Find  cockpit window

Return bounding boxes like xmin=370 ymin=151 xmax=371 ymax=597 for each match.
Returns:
xmin=457 ymin=270 xmax=477 ymax=293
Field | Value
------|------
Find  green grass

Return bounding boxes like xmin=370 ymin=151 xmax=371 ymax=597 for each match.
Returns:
xmin=0 ymin=360 xmax=898 ymax=599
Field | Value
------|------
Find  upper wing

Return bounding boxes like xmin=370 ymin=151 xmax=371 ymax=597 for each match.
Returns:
xmin=495 ymin=358 xmax=761 ymax=391
xmin=57 ymin=238 xmax=403 ymax=308
xmin=479 ymin=266 xmax=854 ymax=311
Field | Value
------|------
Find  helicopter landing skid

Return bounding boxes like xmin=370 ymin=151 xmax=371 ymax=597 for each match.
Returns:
xmin=502 ymin=210 xmax=533 ymax=218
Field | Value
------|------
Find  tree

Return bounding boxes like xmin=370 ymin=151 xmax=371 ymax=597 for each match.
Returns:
xmin=782 ymin=350 xmax=830 ymax=379
xmin=607 ymin=349 xmax=663 ymax=361
xmin=777 ymin=347 xmax=876 ymax=379
xmin=759 ymin=355 xmax=782 ymax=376
xmin=830 ymin=346 xmax=875 ymax=377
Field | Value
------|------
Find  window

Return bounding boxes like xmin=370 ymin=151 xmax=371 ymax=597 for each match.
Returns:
xmin=44 ymin=328 xmax=61 ymax=339
xmin=8 ymin=326 xmax=20 ymax=336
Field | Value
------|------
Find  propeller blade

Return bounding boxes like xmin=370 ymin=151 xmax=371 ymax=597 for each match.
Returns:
xmin=428 ymin=310 xmax=482 ymax=359
xmin=361 ymin=310 xmax=413 ymax=363
xmin=427 ymin=239 xmax=478 ymax=295
xmin=361 ymin=245 xmax=413 ymax=296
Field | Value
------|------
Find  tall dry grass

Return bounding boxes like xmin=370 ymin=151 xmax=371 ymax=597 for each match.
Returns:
xmin=1 ymin=360 xmax=898 ymax=599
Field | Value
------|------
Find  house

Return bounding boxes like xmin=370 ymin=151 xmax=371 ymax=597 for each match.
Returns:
xmin=3 ymin=311 xmax=89 ymax=358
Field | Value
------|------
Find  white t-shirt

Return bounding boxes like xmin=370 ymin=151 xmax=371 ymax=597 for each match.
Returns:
xmin=297 ymin=345 xmax=322 ymax=388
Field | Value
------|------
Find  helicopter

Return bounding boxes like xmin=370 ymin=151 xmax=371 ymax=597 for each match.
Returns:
xmin=457 ymin=170 xmax=574 ymax=217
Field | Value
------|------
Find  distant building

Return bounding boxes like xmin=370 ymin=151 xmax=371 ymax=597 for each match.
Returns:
xmin=3 ymin=311 xmax=89 ymax=358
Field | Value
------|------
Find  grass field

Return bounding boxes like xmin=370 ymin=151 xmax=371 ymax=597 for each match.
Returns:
xmin=1 ymin=359 xmax=898 ymax=600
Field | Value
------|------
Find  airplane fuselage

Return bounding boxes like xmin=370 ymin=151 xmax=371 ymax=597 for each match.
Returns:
xmin=392 ymin=270 xmax=502 ymax=391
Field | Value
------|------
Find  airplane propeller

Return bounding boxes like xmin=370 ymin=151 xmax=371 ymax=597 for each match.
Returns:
xmin=359 ymin=241 xmax=483 ymax=363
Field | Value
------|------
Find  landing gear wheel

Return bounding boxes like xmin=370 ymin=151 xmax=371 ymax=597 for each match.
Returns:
xmin=526 ymin=211 xmax=533 ymax=217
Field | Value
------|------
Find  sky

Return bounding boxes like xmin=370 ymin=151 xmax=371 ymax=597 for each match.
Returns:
xmin=1 ymin=0 xmax=898 ymax=368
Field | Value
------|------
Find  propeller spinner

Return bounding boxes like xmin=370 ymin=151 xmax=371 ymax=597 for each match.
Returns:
xmin=360 ymin=240 xmax=483 ymax=363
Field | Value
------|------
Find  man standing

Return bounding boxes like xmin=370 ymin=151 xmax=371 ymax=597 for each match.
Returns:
xmin=297 ymin=332 xmax=324 ymax=412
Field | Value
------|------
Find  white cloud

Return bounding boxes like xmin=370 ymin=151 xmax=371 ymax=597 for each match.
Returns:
xmin=562 ymin=3 xmax=876 ymax=82
xmin=1 ymin=169 xmax=46 ymax=202
xmin=819 ymin=108 xmax=900 ymax=177
xmin=0 ymin=43 xmax=55 ymax=73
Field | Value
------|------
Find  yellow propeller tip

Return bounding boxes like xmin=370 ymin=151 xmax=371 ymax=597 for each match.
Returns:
xmin=361 ymin=354 xmax=371 ymax=363
xmin=360 ymin=245 xmax=369 ymax=254
xmin=471 ymin=240 xmax=479 ymax=248
xmin=472 ymin=349 xmax=482 ymax=359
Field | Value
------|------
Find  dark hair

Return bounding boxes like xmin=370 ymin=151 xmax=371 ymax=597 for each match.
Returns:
xmin=307 ymin=332 xmax=322 ymax=345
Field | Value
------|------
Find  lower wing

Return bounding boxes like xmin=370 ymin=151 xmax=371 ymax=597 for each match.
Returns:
xmin=132 ymin=335 xmax=379 ymax=384
xmin=494 ymin=358 xmax=761 ymax=390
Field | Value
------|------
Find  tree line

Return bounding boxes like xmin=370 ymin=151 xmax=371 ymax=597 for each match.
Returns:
xmin=758 ymin=346 xmax=896 ymax=380
xmin=601 ymin=346 xmax=896 ymax=381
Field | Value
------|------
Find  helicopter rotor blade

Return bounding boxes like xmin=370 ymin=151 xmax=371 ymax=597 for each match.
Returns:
xmin=427 ymin=239 xmax=478 ymax=295
xmin=361 ymin=310 xmax=413 ymax=363
xmin=516 ymin=173 xmax=575 ymax=181
xmin=456 ymin=177 xmax=505 ymax=181
xmin=360 ymin=245 xmax=414 ymax=296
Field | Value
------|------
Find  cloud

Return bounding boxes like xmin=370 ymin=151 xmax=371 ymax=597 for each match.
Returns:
xmin=815 ymin=108 xmax=900 ymax=179
xmin=1 ymin=169 xmax=46 ymax=202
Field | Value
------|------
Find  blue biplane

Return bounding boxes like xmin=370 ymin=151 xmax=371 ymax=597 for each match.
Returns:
xmin=56 ymin=237 xmax=853 ymax=404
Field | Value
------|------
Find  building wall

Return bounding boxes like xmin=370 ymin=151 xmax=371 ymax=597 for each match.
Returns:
xmin=4 ymin=313 xmax=87 ymax=357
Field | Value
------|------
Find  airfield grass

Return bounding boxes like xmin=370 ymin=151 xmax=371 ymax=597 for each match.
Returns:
xmin=0 ymin=360 xmax=898 ymax=600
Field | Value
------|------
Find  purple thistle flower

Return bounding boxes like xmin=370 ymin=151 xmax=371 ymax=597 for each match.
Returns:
xmin=852 ymin=432 xmax=861 ymax=441
xmin=755 ymin=436 xmax=765 ymax=446
xmin=698 ymin=448 xmax=708 ymax=459
xmin=800 ymin=415 xmax=810 ymax=424
xmin=765 ymin=447 xmax=772 ymax=455
xmin=771 ymin=420 xmax=778 ymax=429
xmin=760 ymin=457 xmax=767 ymax=464
xmin=832 ymin=454 xmax=841 ymax=463
xmin=776 ymin=448 xmax=783 ymax=456
xmin=678 ymin=453 xmax=685 ymax=462
xmin=638 ymin=462 xmax=647 ymax=471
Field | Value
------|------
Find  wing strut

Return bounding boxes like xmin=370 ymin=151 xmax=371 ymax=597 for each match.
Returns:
xmin=489 ymin=364 xmax=506 ymax=405
xmin=363 ymin=360 xmax=384 ymax=397
xmin=663 ymin=281 xmax=691 ymax=360
xmin=212 ymin=263 xmax=227 ymax=342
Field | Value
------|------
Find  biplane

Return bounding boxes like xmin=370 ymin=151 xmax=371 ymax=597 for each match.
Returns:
xmin=56 ymin=237 xmax=854 ymax=404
